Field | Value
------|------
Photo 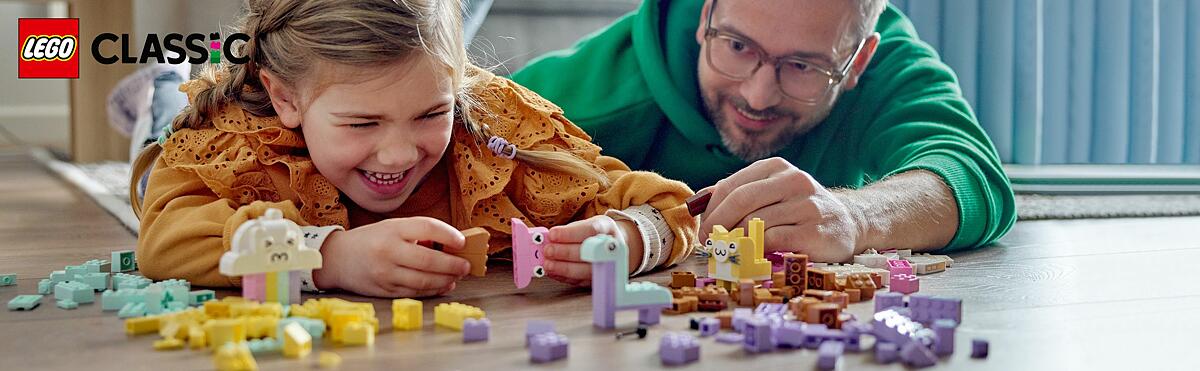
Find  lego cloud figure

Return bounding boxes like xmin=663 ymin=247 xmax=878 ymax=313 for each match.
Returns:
xmin=220 ymin=208 xmax=322 ymax=276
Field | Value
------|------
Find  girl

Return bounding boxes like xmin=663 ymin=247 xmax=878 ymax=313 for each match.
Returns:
xmin=129 ymin=0 xmax=698 ymax=298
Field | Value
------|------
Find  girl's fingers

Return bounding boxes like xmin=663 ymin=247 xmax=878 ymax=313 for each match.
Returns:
xmin=543 ymin=243 xmax=583 ymax=262
xmin=389 ymin=241 xmax=471 ymax=277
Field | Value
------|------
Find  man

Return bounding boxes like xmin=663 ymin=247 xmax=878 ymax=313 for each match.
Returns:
xmin=514 ymin=0 xmax=1015 ymax=279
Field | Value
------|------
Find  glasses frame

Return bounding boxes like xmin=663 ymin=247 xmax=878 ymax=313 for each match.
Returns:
xmin=703 ymin=0 xmax=866 ymax=103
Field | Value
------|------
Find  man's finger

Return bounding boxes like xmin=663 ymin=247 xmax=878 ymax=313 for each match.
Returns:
xmin=735 ymin=198 xmax=818 ymax=230
xmin=704 ymin=158 xmax=790 ymax=217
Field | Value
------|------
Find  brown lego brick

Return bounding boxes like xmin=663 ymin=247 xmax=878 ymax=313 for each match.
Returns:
xmin=663 ymin=296 xmax=699 ymax=315
xmin=783 ymin=253 xmax=808 ymax=289
xmin=670 ymin=271 xmax=696 ymax=289
xmin=807 ymin=268 xmax=837 ymax=290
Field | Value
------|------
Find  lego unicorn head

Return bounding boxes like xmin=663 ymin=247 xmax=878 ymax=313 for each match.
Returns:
xmin=704 ymin=218 xmax=771 ymax=283
xmin=220 ymin=208 xmax=322 ymax=276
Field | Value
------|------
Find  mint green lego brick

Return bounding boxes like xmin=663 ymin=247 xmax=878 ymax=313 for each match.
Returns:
xmin=65 ymin=265 xmax=88 ymax=279
xmin=114 ymin=273 xmax=151 ymax=290
xmin=101 ymin=289 xmax=145 ymax=311
xmin=7 ymin=295 xmax=42 ymax=311
xmin=158 ymin=279 xmax=190 ymax=290
xmin=76 ymin=272 xmax=109 ymax=291
xmin=145 ymin=284 xmax=188 ymax=315
xmin=247 ymin=338 xmax=281 ymax=354
xmin=189 ymin=290 xmax=216 ymax=306
xmin=49 ymin=270 xmax=68 ymax=284
xmin=117 ymin=302 xmax=146 ymax=318
xmin=37 ymin=279 xmax=53 ymax=294
xmin=0 ymin=273 xmax=15 ymax=286
xmin=617 ymin=281 xmax=672 ymax=307
xmin=84 ymin=259 xmax=110 ymax=273
xmin=54 ymin=281 xmax=94 ymax=303
xmin=166 ymin=301 xmax=187 ymax=312
xmin=277 ymin=317 xmax=325 ymax=341
xmin=56 ymin=299 xmax=79 ymax=310
xmin=111 ymin=250 xmax=136 ymax=272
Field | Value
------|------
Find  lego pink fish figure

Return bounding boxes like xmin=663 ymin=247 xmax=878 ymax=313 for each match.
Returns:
xmin=511 ymin=218 xmax=548 ymax=289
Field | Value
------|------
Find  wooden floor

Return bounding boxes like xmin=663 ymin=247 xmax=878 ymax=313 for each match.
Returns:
xmin=1 ymin=148 xmax=1198 ymax=370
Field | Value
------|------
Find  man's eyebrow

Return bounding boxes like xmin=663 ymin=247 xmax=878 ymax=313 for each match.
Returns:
xmin=719 ymin=23 xmax=838 ymax=65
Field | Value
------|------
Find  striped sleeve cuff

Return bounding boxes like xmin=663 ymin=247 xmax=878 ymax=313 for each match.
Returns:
xmin=298 ymin=225 xmax=343 ymax=292
xmin=606 ymin=204 xmax=675 ymax=276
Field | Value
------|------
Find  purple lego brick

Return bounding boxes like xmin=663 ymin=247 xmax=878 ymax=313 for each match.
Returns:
xmin=699 ymin=318 xmax=720 ymax=337
xmin=890 ymin=274 xmax=919 ymax=294
xmin=774 ymin=321 xmax=805 ymax=349
xmin=874 ymin=292 xmax=904 ymax=313
xmin=714 ymin=333 xmax=744 ymax=344
xmin=529 ymin=332 xmax=569 ymax=363
xmin=462 ymin=318 xmax=490 ymax=343
xmin=872 ymin=309 xmax=936 ymax=348
xmin=900 ymin=341 xmax=937 ymax=368
xmin=525 ymin=319 xmax=555 ymax=347
xmin=659 ymin=332 xmax=700 ymax=365
xmin=741 ymin=318 xmax=773 ymax=353
xmin=971 ymin=338 xmax=989 ymax=358
xmin=696 ymin=277 xmax=716 ymax=287
xmin=801 ymin=324 xmax=850 ymax=350
xmin=909 ymin=295 xmax=963 ymax=325
xmin=754 ymin=302 xmax=787 ymax=316
xmin=816 ymin=341 xmax=845 ymax=370
xmin=875 ymin=342 xmax=899 ymax=364
xmin=931 ymin=319 xmax=956 ymax=356
xmin=731 ymin=308 xmax=753 ymax=333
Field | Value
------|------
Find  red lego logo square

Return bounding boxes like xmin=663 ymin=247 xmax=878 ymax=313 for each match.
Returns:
xmin=18 ymin=18 xmax=80 ymax=79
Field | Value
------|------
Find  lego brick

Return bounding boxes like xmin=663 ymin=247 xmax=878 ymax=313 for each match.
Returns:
xmin=932 ymin=319 xmax=957 ymax=356
xmin=511 ymin=218 xmax=549 ymax=289
xmin=907 ymin=295 xmax=963 ymax=325
xmin=462 ymin=318 xmax=490 ymax=343
xmin=804 ymin=303 xmax=841 ymax=329
xmin=37 ymin=279 xmax=52 ymax=294
xmin=213 ymin=342 xmax=257 ymax=371
xmin=663 ymin=296 xmax=698 ymax=315
xmin=8 ymin=294 xmax=42 ymax=311
xmin=699 ymin=317 xmax=720 ymax=337
xmin=113 ymin=273 xmax=151 ymax=290
xmin=900 ymin=341 xmax=937 ymax=368
xmin=529 ymin=332 xmax=569 ymax=363
xmin=444 ymin=227 xmax=490 ymax=277
xmin=187 ymin=290 xmax=216 ymax=306
xmin=246 ymin=338 xmax=281 ymax=354
xmin=715 ymin=311 xmax=733 ymax=329
xmin=317 ymin=351 xmax=342 ymax=369
xmin=244 ymin=316 xmax=280 ymax=339
xmin=525 ymin=319 xmax=555 ymax=346
xmin=731 ymin=308 xmax=753 ymax=333
xmin=125 ymin=316 xmax=161 ymax=335
xmin=971 ymin=338 xmax=989 ymax=358
xmin=434 ymin=302 xmax=484 ymax=331
xmin=806 ymin=268 xmax=837 ymax=290
xmin=189 ymin=326 xmax=207 ymax=349
xmin=774 ymin=321 xmax=805 ymax=348
xmin=714 ymin=332 xmax=744 ymax=344
xmin=56 ymin=299 xmax=79 ymax=309
xmin=112 ymin=250 xmax=137 ymax=272
xmin=828 ymin=291 xmax=849 ymax=309
xmin=845 ymin=288 xmax=861 ymax=303
xmin=741 ymin=318 xmax=773 ymax=353
xmin=872 ymin=309 xmax=936 ymax=348
xmin=875 ymin=342 xmax=899 ymax=364
xmin=281 ymin=322 xmax=312 ymax=358
xmin=904 ymin=254 xmax=949 ymax=275
xmin=0 ymin=273 xmax=14 ymax=286
xmin=65 ymin=265 xmax=89 ymax=280
xmin=392 ymin=298 xmax=422 ymax=331
xmin=118 ymin=302 xmax=147 ymax=318
xmin=54 ymin=281 xmax=93 ymax=303
xmin=329 ymin=310 xmax=366 ymax=342
xmin=890 ymin=274 xmax=919 ymax=294
xmin=754 ymin=302 xmax=788 ymax=316
xmin=735 ymin=279 xmax=755 ymax=306
xmin=73 ymin=272 xmax=108 ymax=291
xmin=695 ymin=277 xmax=716 ymax=287
xmin=277 ymin=317 xmax=325 ymax=342
xmin=145 ymin=284 xmax=188 ymax=315
xmin=205 ymin=319 xmax=247 ymax=349
xmin=875 ymin=292 xmax=904 ymax=313
xmin=342 ymin=321 xmax=374 ymax=346
xmin=817 ymin=340 xmax=845 ymax=370
xmin=84 ymin=259 xmax=111 ymax=273
xmin=853 ymin=249 xmax=889 ymax=269
xmin=153 ymin=338 xmax=184 ymax=351
xmin=669 ymin=271 xmax=696 ymax=289
xmin=580 ymin=234 xmax=671 ymax=328
xmin=887 ymin=259 xmax=913 ymax=276
xmin=705 ymin=219 xmax=772 ymax=285
xmin=685 ymin=188 xmax=712 ymax=216
xmin=844 ymin=272 xmax=877 ymax=300
xmin=659 ymin=332 xmax=700 ymax=365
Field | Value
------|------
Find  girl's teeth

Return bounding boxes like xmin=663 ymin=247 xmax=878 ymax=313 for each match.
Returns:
xmin=363 ymin=170 xmax=405 ymax=184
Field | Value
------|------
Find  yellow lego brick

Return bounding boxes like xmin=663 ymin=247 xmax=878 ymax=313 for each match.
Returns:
xmin=189 ymin=326 xmax=207 ymax=349
xmin=280 ymin=322 xmax=312 ymax=359
xmin=205 ymin=319 xmax=247 ymax=350
xmin=125 ymin=316 xmax=161 ymax=335
xmin=342 ymin=321 xmax=374 ymax=346
xmin=213 ymin=342 xmax=258 ymax=371
xmin=433 ymin=302 xmax=484 ymax=331
xmin=317 ymin=351 xmax=341 ymax=369
xmin=329 ymin=309 xmax=364 ymax=343
xmin=392 ymin=298 xmax=422 ymax=331
xmin=229 ymin=301 xmax=283 ymax=318
xmin=243 ymin=316 xmax=279 ymax=339
xmin=158 ymin=321 xmax=182 ymax=340
xmin=205 ymin=301 xmax=231 ymax=318
xmin=153 ymin=337 xmax=185 ymax=351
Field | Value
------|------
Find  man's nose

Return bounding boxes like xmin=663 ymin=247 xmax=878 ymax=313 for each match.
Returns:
xmin=739 ymin=65 xmax=783 ymax=111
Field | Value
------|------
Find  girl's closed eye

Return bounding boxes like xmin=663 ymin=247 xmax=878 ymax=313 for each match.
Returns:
xmin=347 ymin=122 xmax=378 ymax=129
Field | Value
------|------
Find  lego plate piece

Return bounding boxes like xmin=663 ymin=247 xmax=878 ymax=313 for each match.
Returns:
xmin=903 ymin=254 xmax=952 ymax=275
xmin=8 ymin=294 xmax=43 ymax=311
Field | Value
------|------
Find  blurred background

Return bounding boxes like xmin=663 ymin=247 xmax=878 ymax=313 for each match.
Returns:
xmin=1 ymin=0 xmax=1198 ymax=229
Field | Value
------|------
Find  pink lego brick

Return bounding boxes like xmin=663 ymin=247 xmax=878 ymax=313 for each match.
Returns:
xmin=887 ymin=259 xmax=913 ymax=276
xmin=890 ymin=274 xmax=919 ymax=294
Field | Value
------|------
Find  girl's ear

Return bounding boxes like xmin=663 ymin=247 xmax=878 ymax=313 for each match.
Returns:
xmin=259 ymin=70 xmax=302 ymax=129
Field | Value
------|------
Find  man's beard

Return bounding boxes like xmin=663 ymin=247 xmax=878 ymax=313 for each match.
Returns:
xmin=701 ymin=90 xmax=830 ymax=162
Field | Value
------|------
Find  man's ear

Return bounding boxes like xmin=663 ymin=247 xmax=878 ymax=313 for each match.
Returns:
xmin=259 ymin=70 xmax=302 ymax=129
xmin=696 ymin=0 xmax=714 ymax=45
xmin=841 ymin=32 xmax=880 ymax=91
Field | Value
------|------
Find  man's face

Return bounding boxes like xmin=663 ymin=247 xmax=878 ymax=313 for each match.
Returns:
xmin=696 ymin=0 xmax=868 ymax=161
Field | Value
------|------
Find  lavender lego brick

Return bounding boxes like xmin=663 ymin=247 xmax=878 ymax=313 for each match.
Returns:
xmin=874 ymin=292 xmax=904 ymax=313
xmin=695 ymin=277 xmax=716 ymax=287
xmin=900 ymin=341 xmax=938 ymax=368
xmin=462 ymin=318 xmax=490 ymax=343
xmin=816 ymin=341 xmax=845 ymax=370
xmin=872 ymin=309 xmax=936 ymax=348
xmin=931 ymin=319 xmax=956 ymax=356
xmin=875 ymin=342 xmax=899 ymax=364
xmin=731 ymin=308 xmax=753 ymax=333
xmin=909 ymin=295 xmax=963 ymax=325
xmin=529 ymin=333 xmax=568 ymax=363
xmin=699 ymin=318 xmax=720 ymax=337
xmin=754 ymin=303 xmax=787 ymax=316
xmin=971 ymin=338 xmax=989 ymax=358
xmin=774 ymin=321 xmax=805 ymax=349
xmin=714 ymin=333 xmax=744 ymax=344
xmin=741 ymin=318 xmax=773 ymax=353
xmin=659 ymin=333 xmax=700 ymax=365
xmin=525 ymin=320 xmax=555 ymax=347
xmin=801 ymin=324 xmax=851 ymax=350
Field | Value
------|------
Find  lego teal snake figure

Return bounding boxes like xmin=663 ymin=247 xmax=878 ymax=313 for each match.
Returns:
xmin=580 ymin=234 xmax=671 ymax=329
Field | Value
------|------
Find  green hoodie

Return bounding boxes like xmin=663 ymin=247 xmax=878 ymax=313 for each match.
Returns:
xmin=511 ymin=1 xmax=1015 ymax=251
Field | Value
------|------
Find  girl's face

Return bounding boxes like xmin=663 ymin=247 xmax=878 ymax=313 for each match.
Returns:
xmin=267 ymin=56 xmax=456 ymax=213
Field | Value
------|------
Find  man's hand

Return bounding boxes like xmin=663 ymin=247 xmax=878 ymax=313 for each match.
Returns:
xmin=698 ymin=158 xmax=862 ymax=262
xmin=543 ymin=215 xmax=644 ymax=286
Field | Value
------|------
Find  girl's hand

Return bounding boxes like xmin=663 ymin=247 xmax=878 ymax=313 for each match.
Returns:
xmin=544 ymin=215 xmax=644 ymax=286
xmin=312 ymin=217 xmax=471 ymax=297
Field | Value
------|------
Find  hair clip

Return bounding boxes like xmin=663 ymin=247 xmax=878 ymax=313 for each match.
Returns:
xmin=487 ymin=136 xmax=517 ymax=159
xmin=157 ymin=125 xmax=175 ymax=146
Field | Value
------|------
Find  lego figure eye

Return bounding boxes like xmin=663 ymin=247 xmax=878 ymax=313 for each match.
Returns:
xmin=286 ymin=238 xmax=295 ymax=246
xmin=531 ymin=231 xmax=545 ymax=245
xmin=607 ymin=242 xmax=617 ymax=252
xmin=705 ymin=239 xmax=714 ymax=247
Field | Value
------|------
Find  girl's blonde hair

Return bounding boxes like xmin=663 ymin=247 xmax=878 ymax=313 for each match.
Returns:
xmin=130 ymin=0 xmax=608 ymax=218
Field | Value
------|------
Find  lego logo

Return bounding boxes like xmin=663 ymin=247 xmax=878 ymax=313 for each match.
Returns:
xmin=21 ymin=35 xmax=77 ymax=61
